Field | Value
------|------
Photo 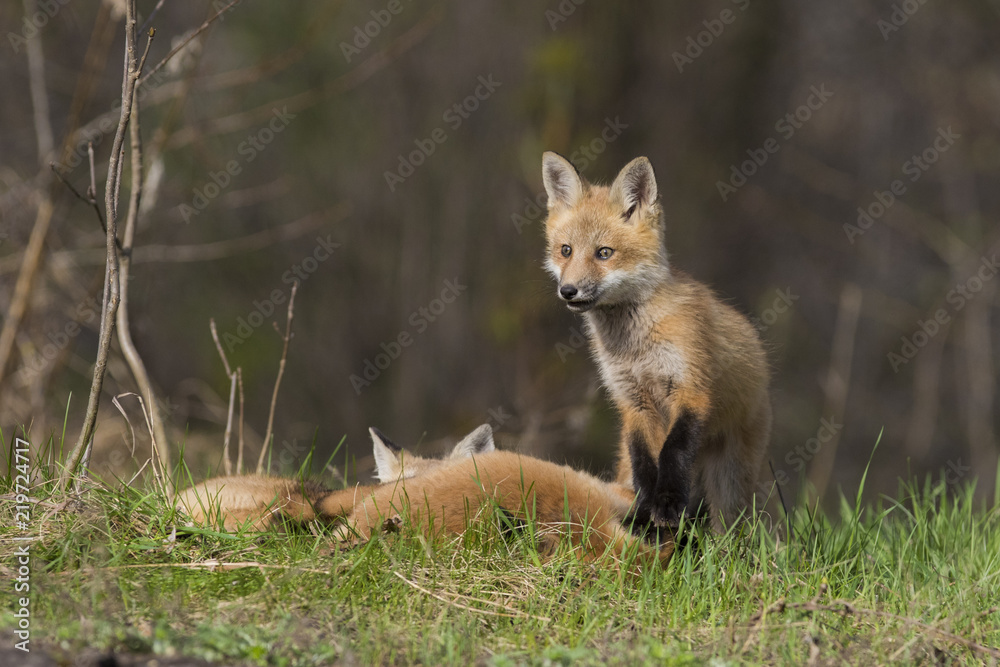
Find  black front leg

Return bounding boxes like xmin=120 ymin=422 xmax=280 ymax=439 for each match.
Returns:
xmin=652 ymin=410 xmax=700 ymax=528
xmin=627 ymin=428 xmax=658 ymax=525
xmin=627 ymin=411 xmax=701 ymax=530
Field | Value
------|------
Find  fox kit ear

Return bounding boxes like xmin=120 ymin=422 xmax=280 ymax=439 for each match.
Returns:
xmin=449 ymin=424 xmax=495 ymax=459
xmin=542 ymin=152 xmax=583 ymax=210
xmin=610 ymin=157 xmax=657 ymax=221
xmin=370 ymin=427 xmax=404 ymax=482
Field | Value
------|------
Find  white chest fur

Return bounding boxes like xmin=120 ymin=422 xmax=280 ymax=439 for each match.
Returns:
xmin=588 ymin=315 xmax=687 ymax=413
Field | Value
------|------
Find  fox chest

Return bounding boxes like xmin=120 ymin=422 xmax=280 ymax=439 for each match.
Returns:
xmin=593 ymin=340 xmax=687 ymax=417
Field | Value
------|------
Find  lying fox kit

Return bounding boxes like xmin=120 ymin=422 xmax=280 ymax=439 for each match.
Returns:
xmin=338 ymin=424 xmax=672 ymax=566
xmin=541 ymin=151 xmax=771 ymax=531
xmin=176 ymin=426 xmax=494 ymax=531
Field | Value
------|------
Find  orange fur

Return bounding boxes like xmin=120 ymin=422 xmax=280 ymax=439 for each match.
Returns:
xmin=176 ymin=426 xmax=494 ymax=531
xmin=337 ymin=450 xmax=672 ymax=567
xmin=542 ymin=152 xmax=771 ymax=530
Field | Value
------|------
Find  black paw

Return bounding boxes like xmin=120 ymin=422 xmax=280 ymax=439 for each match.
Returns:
xmin=650 ymin=496 xmax=687 ymax=531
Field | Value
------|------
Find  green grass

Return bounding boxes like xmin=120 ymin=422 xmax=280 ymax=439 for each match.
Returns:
xmin=1 ymin=432 xmax=998 ymax=666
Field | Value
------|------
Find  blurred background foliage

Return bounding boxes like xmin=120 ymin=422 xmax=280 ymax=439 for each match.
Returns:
xmin=1 ymin=0 xmax=998 ymax=506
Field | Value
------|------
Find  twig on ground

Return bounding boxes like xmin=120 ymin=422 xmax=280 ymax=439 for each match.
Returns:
xmin=393 ymin=571 xmax=551 ymax=623
xmin=98 ymin=561 xmax=334 ymax=575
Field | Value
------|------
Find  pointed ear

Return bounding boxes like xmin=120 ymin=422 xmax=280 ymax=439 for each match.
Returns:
xmin=610 ymin=157 xmax=657 ymax=221
xmin=370 ymin=427 xmax=404 ymax=483
xmin=448 ymin=424 xmax=495 ymax=459
xmin=542 ymin=152 xmax=583 ymax=210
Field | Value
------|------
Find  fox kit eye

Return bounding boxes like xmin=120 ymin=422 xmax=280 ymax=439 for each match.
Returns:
xmin=596 ymin=247 xmax=615 ymax=260
xmin=561 ymin=244 xmax=572 ymax=257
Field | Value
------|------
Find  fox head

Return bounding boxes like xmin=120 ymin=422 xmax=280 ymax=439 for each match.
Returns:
xmin=541 ymin=152 xmax=669 ymax=312
xmin=370 ymin=424 xmax=495 ymax=483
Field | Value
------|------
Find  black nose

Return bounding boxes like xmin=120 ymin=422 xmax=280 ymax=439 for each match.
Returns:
xmin=559 ymin=285 xmax=578 ymax=300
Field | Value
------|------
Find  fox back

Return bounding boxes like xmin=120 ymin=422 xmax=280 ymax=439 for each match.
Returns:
xmin=338 ymin=447 xmax=672 ymax=566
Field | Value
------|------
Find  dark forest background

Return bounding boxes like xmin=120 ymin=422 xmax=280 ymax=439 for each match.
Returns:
xmin=1 ymin=0 xmax=998 ymax=506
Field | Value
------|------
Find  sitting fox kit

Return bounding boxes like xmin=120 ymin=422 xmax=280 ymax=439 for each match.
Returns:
xmin=541 ymin=152 xmax=771 ymax=531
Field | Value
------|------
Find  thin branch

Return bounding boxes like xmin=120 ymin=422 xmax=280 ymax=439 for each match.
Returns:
xmin=257 ymin=281 xmax=298 ymax=474
xmin=0 ymin=204 xmax=348 ymax=275
xmin=209 ymin=319 xmax=234 ymax=377
xmin=25 ymin=0 xmax=54 ymax=164
xmin=210 ymin=318 xmax=236 ymax=476
xmin=0 ymin=0 xmax=114 ymax=394
xmin=114 ymin=27 xmax=173 ymax=495
xmin=221 ymin=373 xmax=236 ymax=477
xmin=0 ymin=0 xmax=59 ymax=388
xmin=138 ymin=0 xmax=241 ymax=87
xmin=59 ymin=7 xmax=434 ymax=178
xmin=139 ymin=0 xmax=167 ymax=34
xmin=163 ymin=8 xmax=443 ymax=151
xmin=87 ymin=142 xmax=98 ymax=203
xmin=61 ymin=0 xmax=144 ymax=491
xmin=236 ymin=367 xmax=246 ymax=474
xmin=49 ymin=162 xmax=126 ymax=254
